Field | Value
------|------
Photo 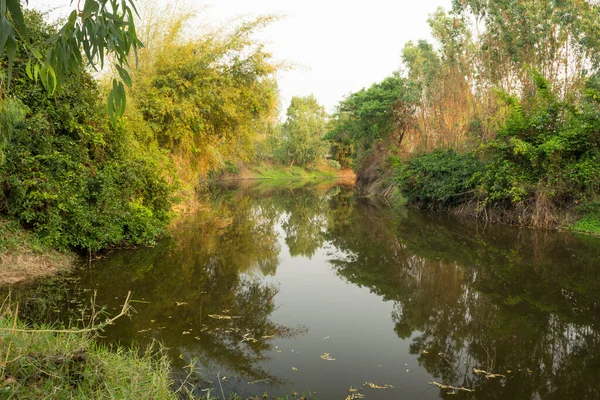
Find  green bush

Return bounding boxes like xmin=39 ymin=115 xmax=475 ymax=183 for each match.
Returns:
xmin=0 ymin=11 xmax=174 ymax=252
xmin=478 ymin=72 xmax=600 ymax=205
xmin=395 ymin=149 xmax=482 ymax=208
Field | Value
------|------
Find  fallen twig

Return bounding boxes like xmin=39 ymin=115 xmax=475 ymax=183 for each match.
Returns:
xmin=473 ymin=368 xmax=506 ymax=379
xmin=428 ymin=381 xmax=474 ymax=393
xmin=0 ymin=292 xmax=132 ymax=334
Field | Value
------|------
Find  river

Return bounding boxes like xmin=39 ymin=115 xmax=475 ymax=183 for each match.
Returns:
xmin=14 ymin=180 xmax=600 ymax=399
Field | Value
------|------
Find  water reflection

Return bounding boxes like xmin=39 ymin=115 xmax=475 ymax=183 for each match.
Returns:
xmin=328 ymin=202 xmax=600 ymax=399
xmin=10 ymin=180 xmax=600 ymax=399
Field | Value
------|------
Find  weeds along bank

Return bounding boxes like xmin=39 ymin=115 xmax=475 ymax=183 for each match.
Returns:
xmin=0 ymin=294 xmax=184 ymax=399
xmin=326 ymin=0 xmax=600 ymax=233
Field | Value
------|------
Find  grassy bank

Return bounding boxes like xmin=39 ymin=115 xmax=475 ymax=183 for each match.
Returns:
xmin=0 ymin=218 xmax=74 ymax=285
xmin=216 ymin=164 xmax=355 ymax=183
xmin=0 ymin=301 xmax=182 ymax=399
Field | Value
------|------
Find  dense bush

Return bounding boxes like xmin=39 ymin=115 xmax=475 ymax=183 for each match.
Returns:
xmin=394 ymin=149 xmax=482 ymax=208
xmin=478 ymin=72 xmax=600 ymax=205
xmin=0 ymin=11 xmax=174 ymax=251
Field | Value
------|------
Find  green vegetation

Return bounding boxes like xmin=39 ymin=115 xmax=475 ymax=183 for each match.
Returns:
xmin=271 ymin=95 xmax=329 ymax=167
xmin=0 ymin=0 xmax=140 ymax=124
xmin=0 ymin=4 xmax=291 ymax=254
xmin=0 ymin=11 xmax=173 ymax=252
xmin=393 ymin=149 xmax=482 ymax=209
xmin=325 ymin=0 xmax=600 ymax=231
xmin=326 ymin=73 xmax=415 ymax=169
xmin=0 ymin=306 xmax=180 ymax=399
xmin=130 ymin=10 xmax=281 ymax=180
xmin=250 ymin=165 xmax=338 ymax=181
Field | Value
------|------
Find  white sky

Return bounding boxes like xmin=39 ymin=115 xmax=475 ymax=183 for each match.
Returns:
xmin=29 ymin=0 xmax=451 ymax=115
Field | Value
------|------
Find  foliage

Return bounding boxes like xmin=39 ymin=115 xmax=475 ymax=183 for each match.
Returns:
xmin=0 ymin=0 xmax=141 ymax=124
xmin=0 ymin=98 xmax=24 ymax=165
xmin=328 ymin=159 xmax=341 ymax=170
xmin=478 ymin=72 xmax=600 ymax=205
xmin=130 ymin=11 xmax=280 ymax=180
xmin=394 ymin=149 xmax=482 ymax=208
xmin=326 ymin=73 xmax=416 ymax=168
xmin=274 ymin=95 xmax=328 ymax=167
xmin=0 ymin=312 xmax=179 ymax=399
xmin=571 ymin=212 xmax=600 ymax=235
xmin=0 ymin=11 xmax=174 ymax=251
xmin=250 ymin=165 xmax=337 ymax=181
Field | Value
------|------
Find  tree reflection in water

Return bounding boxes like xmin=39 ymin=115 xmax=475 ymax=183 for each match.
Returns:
xmin=328 ymin=198 xmax=600 ymax=399
xmin=10 ymin=181 xmax=600 ymax=399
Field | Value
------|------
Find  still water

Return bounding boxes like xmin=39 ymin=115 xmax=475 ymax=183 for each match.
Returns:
xmin=18 ymin=181 xmax=600 ymax=399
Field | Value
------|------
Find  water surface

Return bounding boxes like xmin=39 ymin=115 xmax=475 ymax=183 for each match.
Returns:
xmin=17 ymin=181 xmax=600 ymax=399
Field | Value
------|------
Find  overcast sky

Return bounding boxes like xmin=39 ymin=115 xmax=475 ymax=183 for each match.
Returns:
xmin=29 ymin=0 xmax=451 ymax=114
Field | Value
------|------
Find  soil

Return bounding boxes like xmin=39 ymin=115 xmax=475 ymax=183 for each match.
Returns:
xmin=0 ymin=242 xmax=74 ymax=286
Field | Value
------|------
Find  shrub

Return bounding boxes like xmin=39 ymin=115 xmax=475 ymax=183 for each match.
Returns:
xmin=478 ymin=72 xmax=600 ymax=206
xmin=395 ymin=149 xmax=482 ymax=208
xmin=328 ymin=159 xmax=341 ymax=170
xmin=0 ymin=11 xmax=174 ymax=252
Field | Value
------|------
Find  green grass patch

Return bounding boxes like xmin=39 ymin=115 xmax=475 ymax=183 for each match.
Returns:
xmin=250 ymin=165 xmax=338 ymax=180
xmin=0 ymin=312 xmax=183 ymax=399
xmin=571 ymin=212 xmax=600 ymax=235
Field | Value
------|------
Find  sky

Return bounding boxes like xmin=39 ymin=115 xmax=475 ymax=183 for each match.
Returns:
xmin=29 ymin=0 xmax=451 ymax=115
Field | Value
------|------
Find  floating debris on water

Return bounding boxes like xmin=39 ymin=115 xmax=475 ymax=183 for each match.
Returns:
xmin=364 ymin=382 xmax=394 ymax=389
xmin=428 ymin=381 xmax=474 ymax=393
xmin=473 ymin=368 xmax=506 ymax=379
xmin=248 ymin=378 xmax=270 ymax=385
xmin=345 ymin=394 xmax=365 ymax=400
xmin=208 ymin=314 xmax=241 ymax=320
xmin=345 ymin=385 xmax=365 ymax=399
xmin=175 ymin=302 xmax=188 ymax=306
xmin=320 ymin=352 xmax=336 ymax=361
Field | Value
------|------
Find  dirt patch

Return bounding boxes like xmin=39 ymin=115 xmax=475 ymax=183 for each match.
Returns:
xmin=0 ymin=250 xmax=74 ymax=286
xmin=0 ymin=218 xmax=75 ymax=286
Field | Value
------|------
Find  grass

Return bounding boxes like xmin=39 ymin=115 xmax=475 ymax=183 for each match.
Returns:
xmin=0 ymin=323 xmax=176 ymax=399
xmin=249 ymin=165 xmax=338 ymax=181
xmin=571 ymin=212 xmax=600 ymax=235
xmin=0 ymin=217 xmax=74 ymax=285
xmin=0 ymin=218 xmax=47 ymax=254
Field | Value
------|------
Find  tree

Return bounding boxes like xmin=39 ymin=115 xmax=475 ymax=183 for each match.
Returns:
xmin=325 ymin=73 xmax=416 ymax=167
xmin=0 ymin=0 xmax=141 ymax=124
xmin=130 ymin=11 xmax=281 ymax=178
xmin=278 ymin=95 xmax=328 ymax=167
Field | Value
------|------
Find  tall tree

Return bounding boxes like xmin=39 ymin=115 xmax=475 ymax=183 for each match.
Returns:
xmin=278 ymin=95 xmax=328 ymax=167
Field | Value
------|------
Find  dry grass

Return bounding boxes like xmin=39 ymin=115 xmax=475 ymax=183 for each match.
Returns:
xmin=0 ymin=218 xmax=74 ymax=286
